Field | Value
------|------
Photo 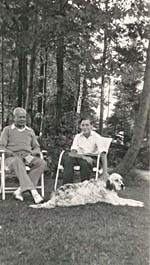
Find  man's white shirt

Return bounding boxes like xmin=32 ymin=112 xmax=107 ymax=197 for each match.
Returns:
xmin=71 ymin=131 xmax=111 ymax=155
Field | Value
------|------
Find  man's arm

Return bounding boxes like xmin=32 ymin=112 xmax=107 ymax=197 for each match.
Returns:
xmin=0 ymin=127 xmax=14 ymax=156
xmin=101 ymin=152 xmax=109 ymax=178
xmin=69 ymin=134 xmax=93 ymax=164
xmin=70 ymin=134 xmax=79 ymax=152
xmin=30 ymin=130 xmax=41 ymax=156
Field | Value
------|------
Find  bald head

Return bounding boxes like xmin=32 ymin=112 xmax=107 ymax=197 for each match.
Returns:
xmin=13 ymin=107 xmax=26 ymax=128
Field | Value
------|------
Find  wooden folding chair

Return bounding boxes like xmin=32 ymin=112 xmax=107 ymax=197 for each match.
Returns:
xmin=54 ymin=137 xmax=112 ymax=191
xmin=0 ymin=150 xmax=47 ymax=200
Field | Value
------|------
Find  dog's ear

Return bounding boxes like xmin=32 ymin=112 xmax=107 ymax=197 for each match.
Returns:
xmin=106 ymin=179 xmax=114 ymax=190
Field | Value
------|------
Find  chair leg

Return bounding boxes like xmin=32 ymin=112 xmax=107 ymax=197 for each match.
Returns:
xmin=41 ymin=173 xmax=44 ymax=197
xmin=54 ymin=150 xmax=65 ymax=191
xmin=1 ymin=152 xmax=5 ymax=200
xmin=95 ymin=154 xmax=101 ymax=180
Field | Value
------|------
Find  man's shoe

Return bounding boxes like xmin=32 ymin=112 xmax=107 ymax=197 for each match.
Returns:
xmin=14 ymin=189 xmax=24 ymax=202
xmin=14 ymin=194 xmax=24 ymax=202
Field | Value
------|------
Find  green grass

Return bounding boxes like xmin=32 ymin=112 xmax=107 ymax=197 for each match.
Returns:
xmin=0 ymin=173 xmax=149 ymax=265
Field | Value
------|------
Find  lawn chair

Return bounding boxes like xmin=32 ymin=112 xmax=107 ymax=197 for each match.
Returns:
xmin=54 ymin=137 xmax=112 ymax=191
xmin=0 ymin=150 xmax=47 ymax=200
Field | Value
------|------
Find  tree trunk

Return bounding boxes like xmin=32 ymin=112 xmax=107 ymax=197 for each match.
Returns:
xmin=37 ymin=51 xmax=47 ymax=136
xmin=17 ymin=47 xmax=28 ymax=107
xmin=107 ymin=78 xmax=111 ymax=119
xmin=55 ymin=0 xmax=68 ymax=134
xmin=17 ymin=10 xmax=29 ymax=107
xmin=9 ymin=59 xmax=15 ymax=105
xmin=25 ymin=55 xmax=30 ymax=111
xmin=18 ymin=48 xmax=23 ymax=106
xmin=76 ymin=74 xmax=84 ymax=115
xmin=38 ymin=54 xmax=44 ymax=113
xmin=116 ymin=40 xmax=150 ymax=175
xmin=23 ymin=51 xmax=28 ymax=107
xmin=145 ymin=108 xmax=150 ymax=142
xmin=25 ymin=47 xmax=36 ymax=125
xmin=99 ymin=9 xmax=108 ymax=134
xmin=55 ymin=29 xmax=64 ymax=134
xmin=1 ymin=34 xmax=4 ymax=129
xmin=74 ymin=73 xmax=84 ymax=133
xmin=43 ymin=48 xmax=48 ymax=115
xmin=6 ymin=58 xmax=15 ymax=124
xmin=99 ymin=74 xmax=105 ymax=134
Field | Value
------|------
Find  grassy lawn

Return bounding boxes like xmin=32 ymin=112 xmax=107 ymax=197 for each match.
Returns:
xmin=0 ymin=172 xmax=149 ymax=265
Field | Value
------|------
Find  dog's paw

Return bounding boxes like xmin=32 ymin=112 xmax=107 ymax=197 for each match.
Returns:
xmin=129 ymin=200 xmax=144 ymax=207
xmin=136 ymin=201 xmax=144 ymax=207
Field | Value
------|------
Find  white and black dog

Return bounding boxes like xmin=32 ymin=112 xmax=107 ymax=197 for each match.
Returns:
xmin=30 ymin=173 xmax=144 ymax=209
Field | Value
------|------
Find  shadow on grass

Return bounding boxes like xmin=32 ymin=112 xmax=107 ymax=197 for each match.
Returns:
xmin=0 ymin=173 xmax=149 ymax=265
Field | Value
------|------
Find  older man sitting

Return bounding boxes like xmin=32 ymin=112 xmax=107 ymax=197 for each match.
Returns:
xmin=0 ymin=107 xmax=46 ymax=204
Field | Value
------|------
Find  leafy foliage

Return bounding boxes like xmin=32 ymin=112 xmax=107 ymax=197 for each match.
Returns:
xmin=0 ymin=0 xmax=149 ymax=171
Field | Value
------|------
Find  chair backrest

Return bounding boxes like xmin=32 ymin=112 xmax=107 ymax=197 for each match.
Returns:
xmin=99 ymin=137 xmax=112 ymax=154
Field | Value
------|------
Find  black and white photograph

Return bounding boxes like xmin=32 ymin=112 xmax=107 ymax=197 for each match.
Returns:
xmin=0 ymin=0 xmax=149 ymax=264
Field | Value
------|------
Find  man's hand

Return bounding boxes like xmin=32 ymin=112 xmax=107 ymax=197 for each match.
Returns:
xmin=69 ymin=151 xmax=94 ymax=165
xmin=31 ymin=150 xmax=40 ymax=156
xmin=25 ymin=154 xmax=34 ymax=164
xmin=101 ymin=172 xmax=109 ymax=180
xmin=69 ymin=150 xmax=78 ymax=157
xmin=82 ymin=156 xmax=93 ymax=165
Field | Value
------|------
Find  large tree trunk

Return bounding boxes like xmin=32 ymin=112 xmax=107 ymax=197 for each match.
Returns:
xmin=116 ymin=40 xmax=150 ymax=175
xmin=17 ymin=11 xmax=29 ymax=107
xmin=18 ymin=48 xmax=24 ymax=106
xmin=55 ymin=0 xmax=69 ymax=134
xmin=18 ymin=50 xmax=27 ymax=107
xmin=38 ymin=54 xmax=45 ymax=113
xmin=37 ymin=50 xmax=47 ymax=136
xmin=99 ymin=0 xmax=108 ymax=134
xmin=55 ymin=0 xmax=66 ymax=134
xmin=25 ymin=49 xmax=36 ymax=125
xmin=55 ymin=34 xmax=64 ymax=134
xmin=1 ymin=34 xmax=4 ymax=129
xmin=43 ymin=48 xmax=48 ymax=115
xmin=9 ymin=59 xmax=15 ymax=104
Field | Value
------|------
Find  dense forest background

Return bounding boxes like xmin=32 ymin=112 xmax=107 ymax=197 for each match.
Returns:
xmin=0 ymin=0 xmax=149 ymax=176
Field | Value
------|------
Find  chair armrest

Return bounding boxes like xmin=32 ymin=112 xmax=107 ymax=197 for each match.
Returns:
xmin=0 ymin=150 xmax=5 ymax=154
xmin=41 ymin=150 xmax=48 ymax=155
xmin=41 ymin=150 xmax=47 ymax=159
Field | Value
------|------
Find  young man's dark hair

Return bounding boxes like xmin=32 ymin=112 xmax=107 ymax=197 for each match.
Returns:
xmin=79 ymin=116 xmax=93 ymax=125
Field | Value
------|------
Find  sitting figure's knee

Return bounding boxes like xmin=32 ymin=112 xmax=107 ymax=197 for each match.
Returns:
xmin=34 ymin=157 xmax=47 ymax=170
xmin=41 ymin=159 xmax=47 ymax=170
xmin=63 ymin=154 xmax=74 ymax=165
xmin=10 ymin=156 xmax=23 ymax=166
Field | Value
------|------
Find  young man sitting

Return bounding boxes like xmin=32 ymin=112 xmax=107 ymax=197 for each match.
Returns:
xmin=62 ymin=117 xmax=110 ymax=184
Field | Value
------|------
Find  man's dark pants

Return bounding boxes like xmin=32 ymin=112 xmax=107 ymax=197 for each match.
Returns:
xmin=62 ymin=153 xmax=96 ymax=184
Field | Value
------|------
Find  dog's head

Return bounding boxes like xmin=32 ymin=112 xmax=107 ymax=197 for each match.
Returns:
xmin=106 ymin=173 xmax=125 ymax=191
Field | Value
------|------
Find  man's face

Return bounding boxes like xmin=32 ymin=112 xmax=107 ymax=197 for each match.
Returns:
xmin=80 ymin=119 xmax=92 ymax=135
xmin=14 ymin=112 xmax=26 ymax=127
